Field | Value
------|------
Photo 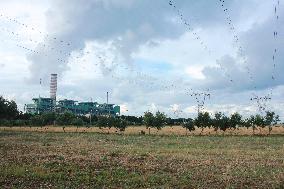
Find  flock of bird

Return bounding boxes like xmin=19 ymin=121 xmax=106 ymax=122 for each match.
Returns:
xmin=187 ymin=89 xmax=211 ymax=113
xmin=0 ymin=0 xmax=281 ymax=116
xmin=169 ymin=0 xmax=232 ymax=83
xmin=169 ymin=0 xmax=281 ymax=115
xmin=250 ymin=0 xmax=281 ymax=114
xmin=217 ymin=0 xmax=254 ymax=84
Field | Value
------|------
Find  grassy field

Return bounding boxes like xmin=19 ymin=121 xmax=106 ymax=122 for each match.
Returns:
xmin=1 ymin=125 xmax=284 ymax=136
xmin=1 ymin=131 xmax=284 ymax=188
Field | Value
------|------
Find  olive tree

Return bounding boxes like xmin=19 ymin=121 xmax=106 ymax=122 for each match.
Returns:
xmin=182 ymin=118 xmax=195 ymax=134
xmin=143 ymin=111 xmax=166 ymax=134
xmin=264 ymin=111 xmax=280 ymax=135
xmin=194 ymin=112 xmax=212 ymax=135
xmin=229 ymin=112 xmax=242 ymax=130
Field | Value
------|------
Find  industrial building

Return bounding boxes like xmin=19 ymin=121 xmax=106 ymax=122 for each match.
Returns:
xmin=25 ymin=74 xmax=120 ymax=116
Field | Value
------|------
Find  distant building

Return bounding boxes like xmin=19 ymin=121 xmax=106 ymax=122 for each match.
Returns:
xmin=25 ymin=98 xmax=120 ymax=116
xmin=25 ymin=74 xmax=120 ymax=116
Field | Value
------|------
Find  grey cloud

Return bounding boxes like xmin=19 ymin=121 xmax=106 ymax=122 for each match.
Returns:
xmin=200 ymin=6 xmax=284 ymax=92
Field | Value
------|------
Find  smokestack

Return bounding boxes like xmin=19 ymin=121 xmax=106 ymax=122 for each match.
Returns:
xmin=50 ymin=74 xmax=57 ymax=100
xmin=107 ymin=92 xmax=109 ymax=104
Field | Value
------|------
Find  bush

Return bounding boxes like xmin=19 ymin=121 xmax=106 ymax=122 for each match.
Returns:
xmin=113 ymin=118 xmax=128 ymax=132
xmin=71 ymin=118 xmax=84 ymax=126
xmin=0 ymin=96 xmax=19 ymax=120
xmin=182 ymin=119 xmax=195 ymax=133
xmin=11 ymin=120 xmax=28 ymax=127
xmin=0 ymin=119 xmax=12 ymax=126
xmin=143 ymin=111 xmax=167 ymax=134
xmin=30 ymin=115 xmax=44 ymax=126
xmin=56 ymin=112 xmax=75 ymax=126
xmin=194 ymin=112 xmax=212 ymax=134
xmin=41 ymin=112 xmax=56 ymax=125
xmin=97 ymin=116 xmax=111 ymax=129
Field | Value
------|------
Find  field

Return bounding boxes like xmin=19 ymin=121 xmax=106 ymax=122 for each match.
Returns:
xmin=1 ymin=125 xmax=284 ymax=135
xmin=1 ymin=130 xmax=284 ymax=188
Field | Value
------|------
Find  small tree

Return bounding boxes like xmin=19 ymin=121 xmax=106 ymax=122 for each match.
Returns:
xmin=30 ymin=115 xmax=44 ymax=127
xmin=97 ymin=116 xmax=112 ymax=133
xmin=243 ymin=116 xmax=254 ymax=134
xmin=143 ymin=111 xmax=155 ymax=134
xmin=194 ymin=112 xmax=211 ymax=135
xmin=113 ymin=117 xmax=128 ymax=132
xmin=0 ymin=96 xmax=19 ymax=120
xmin=71 ymin=117 xmax=84 ymax=127
xmin=143 ymin=111 xmax=166 ymax=134
xmin=264 ymin=111 xmax=280 ymax=135
xmin=154 ymin=111 xmax=167 ymax=130
xmin=182 ymin=118 xmax=195 ymax=134
xmin=246 ymin=115 xmax=259 ymax=135
xmin=229 ymin=112 xmax=242 ymax=130
xmin=253 ymin=114 xmax=265 ymax=134
xmin=41 ymin=112 xmax=56 ymax=126
xmin=212 ymin=112 xmax=230 ymax=134
xmin=56 ymin=112 xmax=75 ymax=126
xmin=212 ymin=112 xmax=222 ymax=134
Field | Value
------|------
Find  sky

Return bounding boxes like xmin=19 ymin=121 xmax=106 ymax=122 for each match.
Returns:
xmin=0 ymin=0 xmax=283 ymax=119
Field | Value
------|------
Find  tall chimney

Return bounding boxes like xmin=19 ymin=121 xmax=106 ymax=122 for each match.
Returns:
xmin=107 ymin=92 xmax=109 ymax=104
xmin=50 ymin=74 xmax=57 ymax=100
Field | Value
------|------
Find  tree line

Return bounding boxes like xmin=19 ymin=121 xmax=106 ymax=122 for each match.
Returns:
xmin=0 ymin=96 xmax=282 ymax=135
xmin=180 ymin=111 xmax=280 ymax=135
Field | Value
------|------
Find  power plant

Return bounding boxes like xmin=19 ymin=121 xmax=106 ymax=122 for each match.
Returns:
xmin=25 ymin=74 xmax=120 ymax=116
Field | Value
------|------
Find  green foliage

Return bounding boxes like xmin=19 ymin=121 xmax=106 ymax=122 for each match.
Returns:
xmin=243 ymin=116 xmax=254 ymax=129
xmin=0 ymin=119 xmax=12 ymax=126
xmin=153 ymin=111 xmax=167 ymax=130
xmin=264 ymin=111 xmax=280 ymax=126
xmin=229 ymin=112 xmax=242 ymax=129
xmin=56 ymin=112 xmax=75 ymax=126
xmin=212 ymin=112 xmax=230 ymax=132
xmin=71 ymin=117 xmax=84 ymax=126
xmin=41 ymin=112 xmax=56 ymax=125
xmin=143 ymin=111 xmax=167 ymax=130
xmin=264 ymin=111 xmax=280 ymax=134
xmin=194 ymin=112 xmax=212 ymax=133
xmin=143 ymin=111 xmax=155 ymax=128
xmin=113 ymin=118 xmax=128 ymax=131
xmin=253 ymin=114 xmax=265 ymax=128
xmin=0 ymin=96 xmax=19 ymax=120
xmin=212 ymin=112 xmax=222 ymax=131
xmin=182 ymin=119 xmax=195 ymax=132
xmin=97 ymin=116 xmax=111 ymax=129
xmin=30 ymin=115 xmax=44 ymax=126
xmin=11 ymin=120 xmax=28 ymax=127
xmin=0 ymin=96 xmax=282 ymax=135
xmin=120 ymin=115 xmax=143 ymax=125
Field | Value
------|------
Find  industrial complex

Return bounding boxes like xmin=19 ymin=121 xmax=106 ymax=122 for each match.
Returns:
xmin=25 ymin=74 xmax=120 ymax=116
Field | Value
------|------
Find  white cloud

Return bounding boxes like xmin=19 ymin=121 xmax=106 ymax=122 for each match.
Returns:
xmin=0 ymin=0 xmax=283 ymax=120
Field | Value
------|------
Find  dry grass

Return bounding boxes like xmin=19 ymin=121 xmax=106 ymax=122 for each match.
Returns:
xmin=0 ymin=125 xmax=284 ymax=136
xmin=0 ymin=131 xmax=284 ymax=188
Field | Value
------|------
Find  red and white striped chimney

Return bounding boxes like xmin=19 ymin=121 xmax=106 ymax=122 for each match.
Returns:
xmin=50 ymin=74 xmax=57 ymax=100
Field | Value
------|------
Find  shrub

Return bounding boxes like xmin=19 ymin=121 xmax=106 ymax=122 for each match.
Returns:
xmin=143 ymin=111 xmax=167 ymax=134
xmin=71 ymin=117 xmax=84 ymax=127
xmin=30 ymin=115 xmax=44 ymax=126
xmin=182 ymin=119 xmax=195 ymax=133
xmin=56 ymin=112 xmax=75 ymax=126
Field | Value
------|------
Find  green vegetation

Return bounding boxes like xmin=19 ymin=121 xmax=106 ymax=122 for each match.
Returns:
xmin=143 ymin=111 xmax=167 ymax=134
xmin=0 ymin=131 xmax=283 ymax=188
xmin=0 ymin=96 xmax=282 ymax=135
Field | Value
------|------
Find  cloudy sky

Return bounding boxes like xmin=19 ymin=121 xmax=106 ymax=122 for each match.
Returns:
xmin=0 ymin=0 xmax=283 ymax=119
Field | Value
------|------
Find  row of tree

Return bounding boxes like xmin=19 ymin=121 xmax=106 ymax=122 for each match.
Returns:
xmin=180 ymin=111 xmax=280 ymax=135
xmin=0 ymin=96 xmax=281 ymax=134
xmin=0 ymin=111 xmax=129 ymax=131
